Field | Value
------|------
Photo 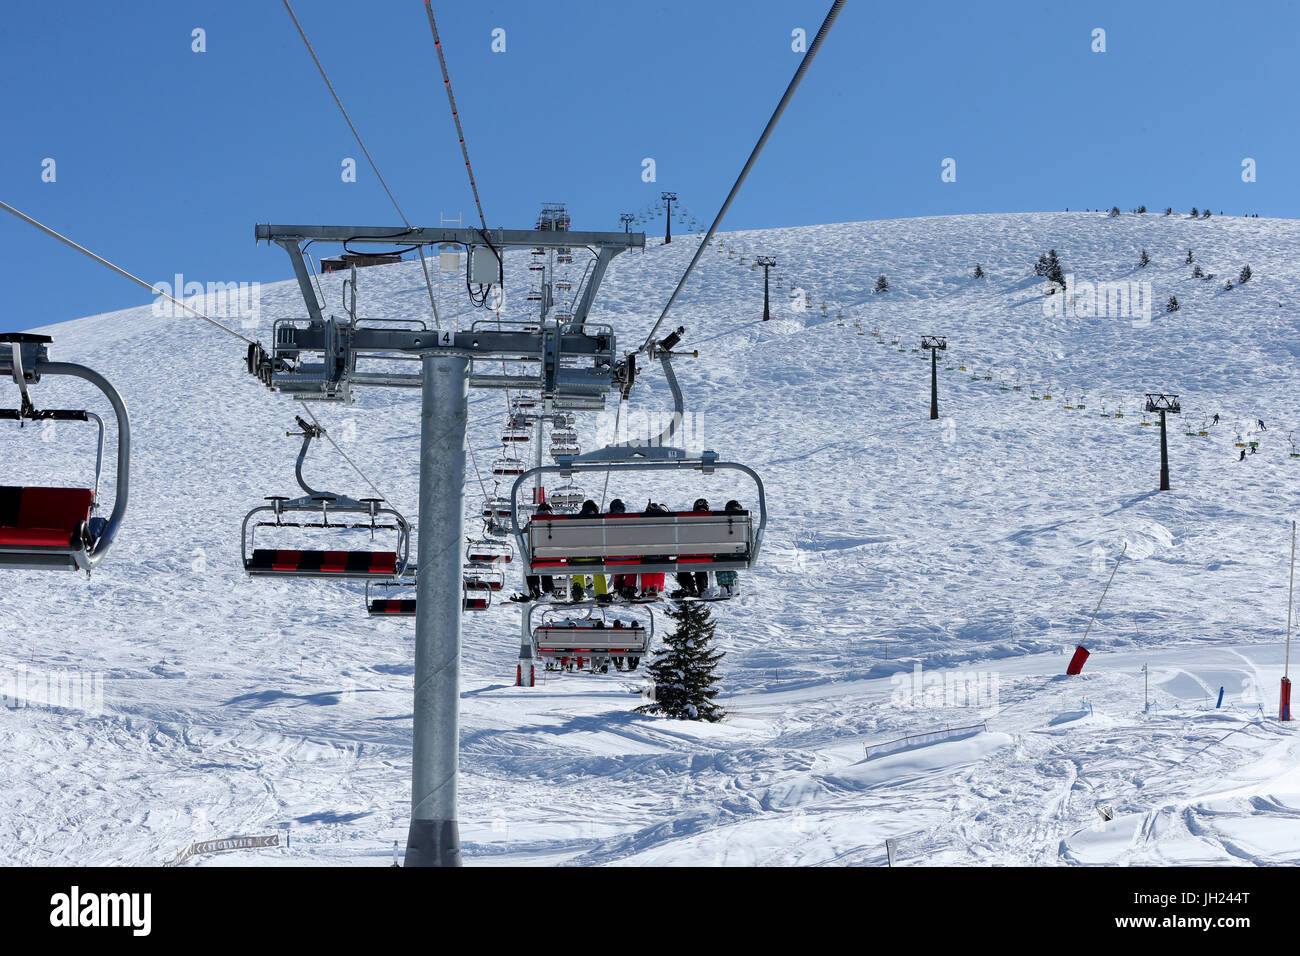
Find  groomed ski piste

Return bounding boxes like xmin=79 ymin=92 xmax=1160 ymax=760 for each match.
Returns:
xmin=4 ymin=209 xmax=1300 ymax=866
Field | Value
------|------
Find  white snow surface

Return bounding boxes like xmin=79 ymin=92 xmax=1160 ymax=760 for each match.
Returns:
xmin=4 ymin=210 xmax=1300 ymax=866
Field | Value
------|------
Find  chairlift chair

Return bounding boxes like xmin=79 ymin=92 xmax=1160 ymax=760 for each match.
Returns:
xmin=466 ymin=535 xmax=512 ymax=565
xmin=366 ymin=576 xmax=417 ymax=616
xmin=482 ymin=494 xmax=515 ymax=519
xmin=463 ymin=562 xmax=505 ymax=591
xmin=548 ymin=484 xmax=584 ymax=511
xmin=242 ymin=417 xmax=410 ymax=579
xmin=518 ymin=601 xmax=653 ymax=681
xmin=509 ymin=446 xmax=767 ymax=579
xmin=501 ymin=424 xmax=530 ymax=443
xmin=492 ymin=453 xmax=526 ymax=476
xmin=550 ymin=440 xmax=581 ymax=460
xmin=0 ymin=334 xmax=130 ymax=573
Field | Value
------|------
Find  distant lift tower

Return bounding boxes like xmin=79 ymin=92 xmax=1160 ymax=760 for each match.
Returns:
xmin=620 ymin=212 xmax=635 ymax=234
xmin=1145 ymin=393 xmax=1181 ymax=491
xmin=661 ymin=191 xmax=677 ymax=244
xmin=755 ymin=256 xmax=776 ymax=320
xmin=246 ymin=220 xmax=645 ymax=867
xmin=921 ymin=336 xmax=947 ymax=420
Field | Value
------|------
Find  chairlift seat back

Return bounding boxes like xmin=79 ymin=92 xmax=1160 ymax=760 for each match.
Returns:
xmin=525 ymin=509 xmax=753 ymax=574
xmin=246 ymin=548 xmax=399 ymax=578
xmin=0 ymin=486 xmax=96 ymax=568
xmin=369 ymin=598 xmax=417 ymax=616
xmin=534 ymin=622 xmax=648 ymax=656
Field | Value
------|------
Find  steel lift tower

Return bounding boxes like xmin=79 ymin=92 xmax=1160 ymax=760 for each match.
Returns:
xmin=755 ymin=256 xmax=776 ymax=320
xmin=661 ymin=192 xmax=677 ymax=244
xmin=1145 ymin=393 xmax=1181 ymax=491
xmin=246 ymin=222 xmax=645 ymax=866
xmin=921 ymin=336 xmax=947 ymax=420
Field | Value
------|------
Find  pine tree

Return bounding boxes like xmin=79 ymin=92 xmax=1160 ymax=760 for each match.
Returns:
xmin=1191 ymin=207 xmax=1199 ymax=217
xmin=1192 ymin=264 xmax=1204 ymax=278
xmin=1137 ymin=205 xmax=1147 ymax=214
xmin=1046 ymin=249 xmax=1065 ymax=291
xmin=1186 ymin=249 xmax=1194 ymax=264
xmin=1202 ymin=208 xmax=1212 ymax=219
xmin=973 ymin=262 xmax=985 ymax=278
xmin=1164 ymin=207 xmax=1173 ymax=215
xmin=875 ymin=274 xmax=888 ymax=293
xmin=1108 ymin=205 xmax=1121 ymax=217
xmin=1239 ymin=264 xmax=1253 ymax=284
xmin=636 ymin=600 xmax=726 ymax=722
xmin=1166 ymin=295 xmax=1180 ymax=312
xmin=1138 ymin=249 xmax=1149 ymax=268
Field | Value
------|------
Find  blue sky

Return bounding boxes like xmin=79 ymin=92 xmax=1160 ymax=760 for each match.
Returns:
xmin=1 ymin=0 xmax=1296 ymax=332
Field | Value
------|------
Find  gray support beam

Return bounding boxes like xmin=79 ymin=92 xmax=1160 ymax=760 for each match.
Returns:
xmin=258 ymin=224 xmax=644 ymax=252
xmin=278 ymin=241 xmax=324 ymax=324
xmin=405 ymin=351 xmax=468 ymax=867
xmin=571 ymin=246 xmax=617 ymax=329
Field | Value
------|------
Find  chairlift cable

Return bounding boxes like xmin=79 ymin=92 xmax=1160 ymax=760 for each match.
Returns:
xmin=0 ymin=199 xmax=255 ymax=346
xmin=281 ymin=0 xmax=442 ymax=329
xmin=640 ymin=0 xmax=843 ymax=353
xmin=422 ymin=1 xmax=489 ymax=233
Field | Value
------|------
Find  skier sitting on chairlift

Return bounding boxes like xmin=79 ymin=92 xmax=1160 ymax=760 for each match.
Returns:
xmin=512 ymin=502 xmax=555 ymax=602
xmin=579 ymin=499 xmax=600 ymax=516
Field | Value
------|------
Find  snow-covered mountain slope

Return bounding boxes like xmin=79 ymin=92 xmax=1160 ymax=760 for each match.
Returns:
xmin=3 ymin=210 xmax=1299 ymax=865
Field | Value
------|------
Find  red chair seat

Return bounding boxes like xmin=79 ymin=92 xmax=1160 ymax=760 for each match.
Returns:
xmin=0 ymin=487 xmax=94 ymax=550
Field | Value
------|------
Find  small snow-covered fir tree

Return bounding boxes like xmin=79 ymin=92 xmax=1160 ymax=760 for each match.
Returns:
xmin=875 ymin=274 xmax=889 ymax=293
xmin=636 ymin=599 xmax=725 ymax=722
xmin=1166 ymin=295 xmax=1180 ymax=312
xmin=1239 ymin=264 xmax=1253 ymax=284
xmin=972 ymin=262 xmax=984 ymax=278
xmin=1138 ymin=248 xmax=1149 ymax=268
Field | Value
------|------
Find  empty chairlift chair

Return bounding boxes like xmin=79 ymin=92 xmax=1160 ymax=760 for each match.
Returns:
xmin=0 ymin=334 xmax=130 ymax=573
xmin=465 ymin=534 xmax=512 ymax=565
xmin=242 ymin=417 xmax=410 ymax=580
xmin=547 ymin=483 xmax=584 ymax=511
xmin=366 ymin=577 xmax=417 ymax=616
xmin=501 ymin=424 xmax=530 ymax=444
xmin=492 ymin=453 xmax=526 ymax=477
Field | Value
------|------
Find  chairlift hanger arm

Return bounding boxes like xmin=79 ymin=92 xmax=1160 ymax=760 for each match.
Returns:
xmin=290 ymin=415 xmax=328 ymax=497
